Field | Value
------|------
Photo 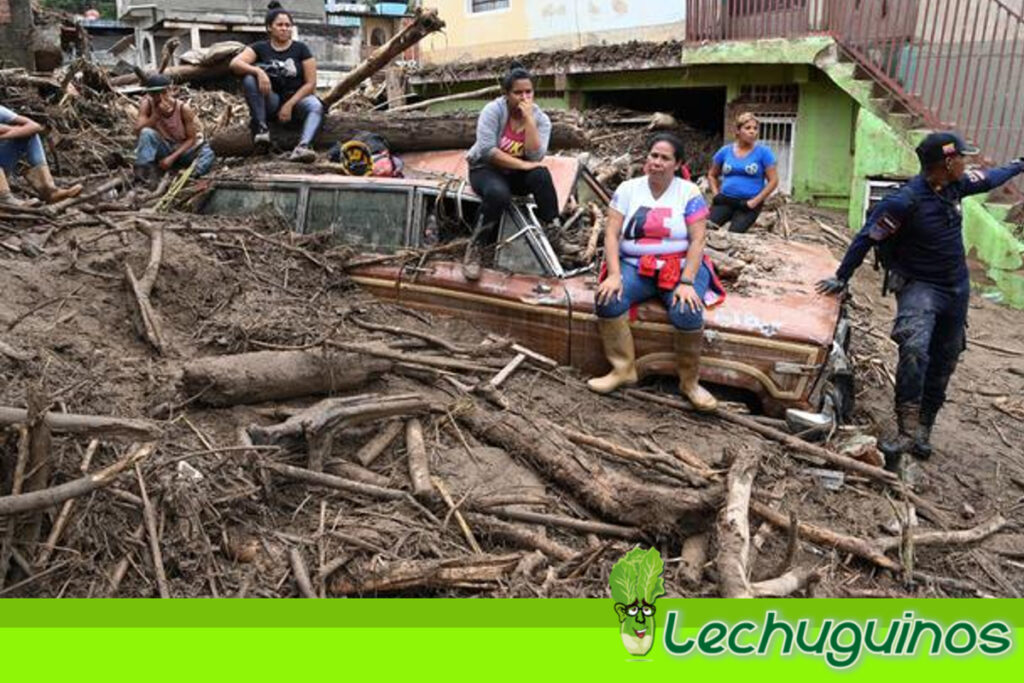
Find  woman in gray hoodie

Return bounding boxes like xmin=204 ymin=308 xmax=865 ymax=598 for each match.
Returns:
xmin=462 ymin=62 xmax=560 ymax=280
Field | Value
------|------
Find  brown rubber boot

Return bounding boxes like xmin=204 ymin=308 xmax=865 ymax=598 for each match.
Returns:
xmin=25 ymin=164 xmax=83 ymax=204
xmin=674 ymin=328 xmax=717 ymax=412
xmin=0 ymin=169 xmax=28 ymax=208
xmin=462 ymin=239 xmax=482 ymax=281
xmin=587 ymin=315 xmax=639 ymax=394
xmin=879 ymin=402 xmax=920 ymax=471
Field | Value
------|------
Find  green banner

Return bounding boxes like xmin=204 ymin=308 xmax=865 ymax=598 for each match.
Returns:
xmin=1 ymin=600 xmax=1020 ymax=679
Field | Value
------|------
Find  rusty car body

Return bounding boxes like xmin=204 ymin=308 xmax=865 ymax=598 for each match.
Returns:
xmin=200 ymin=151 xmax=851 ymax=420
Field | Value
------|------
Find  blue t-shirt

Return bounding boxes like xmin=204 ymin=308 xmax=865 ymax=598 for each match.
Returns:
xmin=712 ymin=143 xmax=777 ymax=199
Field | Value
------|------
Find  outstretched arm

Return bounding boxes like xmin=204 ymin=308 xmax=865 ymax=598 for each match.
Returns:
xmin=957 ymin=159 xmax=1024 ymax=196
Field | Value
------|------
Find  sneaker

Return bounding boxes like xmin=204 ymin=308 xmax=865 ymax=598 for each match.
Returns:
xmin=462 ymin=241 xmax=482 ymax=281
xmin=253 ymin=129 xmax=271 ymax=151
xmin=288 ymin=145 xmax=317 ymax=163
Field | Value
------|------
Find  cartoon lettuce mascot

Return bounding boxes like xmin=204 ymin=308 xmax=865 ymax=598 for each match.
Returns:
xmin=610 ymin=546 xmax=666 ymax=656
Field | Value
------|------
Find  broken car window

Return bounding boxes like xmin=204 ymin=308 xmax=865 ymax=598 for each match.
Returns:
xmin=327 ymin=188 xmax=409 ymax=253
xmin=204 ymin=186 xmax=299 ymax=222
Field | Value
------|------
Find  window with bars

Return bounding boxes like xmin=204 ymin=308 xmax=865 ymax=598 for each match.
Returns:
xmin=470 ymin=0 xmax=509 ymax=13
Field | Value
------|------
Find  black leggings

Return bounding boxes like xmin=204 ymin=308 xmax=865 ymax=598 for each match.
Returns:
xmin=469 ymin=165 xmax=560 ymax=237
xmin=709 ymin=193 xmax=762 ymax=234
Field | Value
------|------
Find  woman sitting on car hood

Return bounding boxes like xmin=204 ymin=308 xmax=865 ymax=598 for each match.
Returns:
xmin=589 ymin=133 xmax=725 ymax=412
xmin=462 ymin=62 xmax=561 ymax=281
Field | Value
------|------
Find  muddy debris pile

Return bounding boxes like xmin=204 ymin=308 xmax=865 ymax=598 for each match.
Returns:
xmin=0 ymin=186 xmax=1017 ymax=598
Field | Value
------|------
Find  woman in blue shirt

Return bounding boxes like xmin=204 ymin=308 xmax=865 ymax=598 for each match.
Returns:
xmin=707 ymin=112 xmax=779 ymax=233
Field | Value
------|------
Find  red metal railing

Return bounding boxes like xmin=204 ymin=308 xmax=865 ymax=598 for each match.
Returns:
xmin=686 ymin=0 xmax=1024 ymax=169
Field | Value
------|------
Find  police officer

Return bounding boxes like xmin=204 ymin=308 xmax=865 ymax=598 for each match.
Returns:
xmin=817 ymin=132 xmax=1024 ymax=469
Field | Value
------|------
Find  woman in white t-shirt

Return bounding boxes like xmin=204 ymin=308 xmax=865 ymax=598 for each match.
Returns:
xmin=587 ymin=133 xmax=721 ymax=411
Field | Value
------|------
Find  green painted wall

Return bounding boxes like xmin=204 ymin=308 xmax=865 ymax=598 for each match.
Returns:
xmin=793 ymin=73 xmax=856 ymax=208
xmin=847 ymin=107 xmax=920 ymax=230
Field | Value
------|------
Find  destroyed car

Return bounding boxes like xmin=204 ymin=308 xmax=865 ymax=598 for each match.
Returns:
xmin=198 ymin=151 xmax=852 ymax=422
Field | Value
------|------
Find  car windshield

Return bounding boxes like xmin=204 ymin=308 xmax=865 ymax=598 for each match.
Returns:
xmin=307 ymin=187 xmax=409 ymax=253
xmin=203 ymin=186 xmax=299 ymax=222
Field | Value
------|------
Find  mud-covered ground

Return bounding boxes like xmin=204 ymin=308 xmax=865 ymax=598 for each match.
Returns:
xmin=2 ymin=192 xmax=1022 ymax=598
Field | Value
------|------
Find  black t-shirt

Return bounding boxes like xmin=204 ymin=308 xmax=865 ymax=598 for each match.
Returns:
xmin=250 ymin=40 xmax=313 ymax=100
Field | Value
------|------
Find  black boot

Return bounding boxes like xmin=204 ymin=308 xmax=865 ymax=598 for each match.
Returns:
xmin=912 ymin=411 xmax=934 ymax=460
xmin=878 ymin=402 xmax=920 ymax=472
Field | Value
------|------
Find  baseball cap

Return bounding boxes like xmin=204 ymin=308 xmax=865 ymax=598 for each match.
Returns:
xmin=915 ymin=131 xmax=980 ymax=166
xmin=142 ymin=73 xmax=172 ymax=93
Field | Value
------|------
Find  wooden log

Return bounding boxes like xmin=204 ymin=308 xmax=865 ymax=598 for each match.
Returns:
xmin=110 ymin=60 xmax=235 ymax=88
xmin=404 ymin=418 xmax=433 ymax=500
xmin=353 ymin=420 xmax=403 ymax=467
xmin=463 ymin=512 xmax=575 ymax=561
xmin=385 ymin=84 xmax=501 ymax=115
xmin=124 ymin=220 xmax=167 ymax=354
xmin=180 ymin=350 xmax=392 ymax=406
xmin=459 ymin=409 xmax=722 ymax=534
xmin=0 ymin=442 xmax=155 ymax=517
xmin=289 ymin=548 xmax=317 ymax=599
xmin=750 ymin=500 xmax=900 ymax=572
xmin=249 ymin=394 xmax=428 ymax=447
xmin=209 ymin=111 xmax=589 ymax=157
xmin=330 ymin=553 xmax=520 ymax=596
xmin=751 ymin=567 xmax=820 ymax=597
xmin=321 ymin=8 xmax=445 ymax=110
xmin=555 ymin=425 xmax=710 ymax=487
xmin=874 ymin=514 xmax=1008 ymax=553
xmin=717 ymin=446 xmax=760 ymax=598
xmin=0 ymin=407 xmax=160 ymax=441
xmin=480 ymin=506 xmax=641 ymax=540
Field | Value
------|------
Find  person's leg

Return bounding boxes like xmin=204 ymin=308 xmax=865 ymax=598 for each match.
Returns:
xmin=468 ymin=167 xmax=512 ymax=231
xmin=727 ymin=202 xmax=762 ymax=234
xmin=916 ymin=281 xmax=969 ymax=458
xmin=880 ymin=279 xmax=940 ymax=467
xmin=292 ymin=95 xmax=324 ymax=148
xmin=175 ymin=142 xmax=216 ymax=177
xmin=16 ymin=131 xmax=81 ymax=202
xmin=134 ymin=127 xmax=162 ymax=167
xmin=662 ymin=262 xmax=716 ymax=411
xmin=241 ymin=75 xmax=269 ymax=135
xmin=514 ymin=166 xmax=559 ymax=223
xmin=588 ymin=262 xmax=658 ymax=394
xmin=708 ymin=194 xmax=735 ymax=230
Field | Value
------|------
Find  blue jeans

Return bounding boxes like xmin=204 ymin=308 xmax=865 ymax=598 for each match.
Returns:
xmin=0 ymin=133 xmax=47 ymax=174
xmin=241 ymin=75 xmax=323 ymax=147
xmin=890 ymin=277 xmax=969 ymax=421
xmin=596 ymin=259 xmax=711 ymax=331
xmin=134 ymin=128 xmax=215 ymax=176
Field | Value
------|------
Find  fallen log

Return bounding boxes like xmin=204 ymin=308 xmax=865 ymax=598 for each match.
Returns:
xmin=750 ymin=500 xmax=900 ymax=572
xmin=124 ymin=219 xmax=167 ymax=354
xmin=322 ymin=8 xmax=445 ymax=110
xmin=717 ymin=446 xmax=760 ymax=598
xmin=180 ymin=350 xmax=392 ymax=406
xmin=209 ymin=111 xmax=589 ymax=157
xmin=405 ymin=418 xmax=433 ymax=500
xmin=248 ymin=394 xmax=428 ymax=472
xmin=479 ymin=506 xmax=641 ymax=540
xmin=0 ymin=442 xmax=155 ymax=517
xmin=385 ymin=84 xmax=501 ymax=115
xmin=0 ymin=407 xmax=160 ymax=441
xmin=463 ymin=512 xmax=575 ymax=561
xmin=353 ymin=419 xmax=403 ymax=467
xmin=459 ymin=409 xmax=722 ymax=534
xmin=329 ymin=553 xmax=521 ymax=595
xmin=874 ymin=514 xmax=1008 ymax=553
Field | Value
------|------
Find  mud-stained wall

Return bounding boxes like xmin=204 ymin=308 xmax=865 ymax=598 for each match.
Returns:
xmin=0 ymin=0 xmax=34 ymax=70
xmin=420 ymin=0 xmax=687 ymax=65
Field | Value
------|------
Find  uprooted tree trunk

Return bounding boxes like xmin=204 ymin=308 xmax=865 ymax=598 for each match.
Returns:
xmin=181 ymin=350 xmax=392 ymax=407
xmin=330 ymin=553 xmax=521 ymax=596
xmin=124 ymin=220 xmax=167 ymax=354
xmin=247 ymin=393 xmax=429 ymax=472
xmin=458 ymin=409 xmax=722 ymax=534
xmin=321 ymin=8 xmax=446 ymax=110
xmin=209 ymin=111 xmax=590 ymax=157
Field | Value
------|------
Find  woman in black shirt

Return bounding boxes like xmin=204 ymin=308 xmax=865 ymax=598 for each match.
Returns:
xmin=230 ymin=2 xmax=322 ymax=162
